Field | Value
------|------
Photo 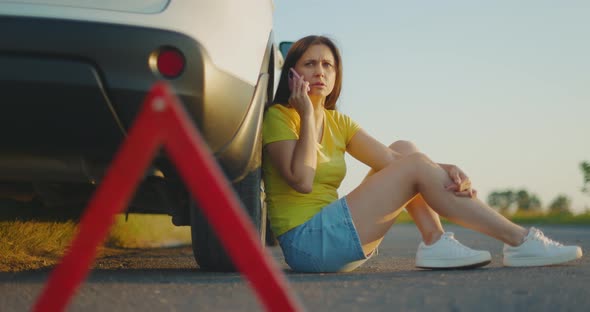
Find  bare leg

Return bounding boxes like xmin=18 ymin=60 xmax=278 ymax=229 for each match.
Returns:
xmin=362 ymin=140 xmax=444 ymax=245
xmin=347 ymin=152 xmax=528 ymax=255
xmin=389 ymin=141 xmax=444 ymax=244
xmin=405 ymin=194 xmax=444 ymax=244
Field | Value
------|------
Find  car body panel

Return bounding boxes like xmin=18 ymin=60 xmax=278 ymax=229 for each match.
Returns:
xmin=0 ymin=0 xmax=170 ymax=14
xmin=0 ymin=0 xmax=273 ymax=86
xmin=0 ymin=0 xmax=275 ymax=188
xmin=0 ymin=1 xmax=277 ymax=264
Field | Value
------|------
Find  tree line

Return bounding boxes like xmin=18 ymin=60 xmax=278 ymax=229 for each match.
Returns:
xmin=581 ymin=161 xmax=590 ymax=195
xmin=486 ymin=161 xmax=590 ymax=215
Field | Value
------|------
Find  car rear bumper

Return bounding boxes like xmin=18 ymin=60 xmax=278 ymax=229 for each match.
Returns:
xmin=0 ymin=16 xmax=271 ymax=183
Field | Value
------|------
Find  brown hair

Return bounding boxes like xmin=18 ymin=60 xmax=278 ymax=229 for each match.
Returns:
xmin=273 ymin=35 xmax=343 ymax=110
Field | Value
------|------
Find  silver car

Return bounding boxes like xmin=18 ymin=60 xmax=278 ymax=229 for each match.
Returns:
xmin=0 ymin=0 xmax=277 ymax=271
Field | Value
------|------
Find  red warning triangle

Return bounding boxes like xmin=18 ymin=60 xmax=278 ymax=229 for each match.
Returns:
xmin=33 ymin=82 xmax=302 ymax=312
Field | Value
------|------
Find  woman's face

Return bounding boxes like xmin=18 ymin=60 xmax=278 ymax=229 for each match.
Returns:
xmin=293 ymin=44 xmax=337 ymax=98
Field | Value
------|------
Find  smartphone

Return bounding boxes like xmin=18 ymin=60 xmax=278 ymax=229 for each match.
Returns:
xmin=288 ymin=68 xmax=310 ymax=92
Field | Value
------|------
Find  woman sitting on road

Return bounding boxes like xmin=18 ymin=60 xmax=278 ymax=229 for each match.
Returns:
xmin=262 ymin=35 xmax=583 ymax=273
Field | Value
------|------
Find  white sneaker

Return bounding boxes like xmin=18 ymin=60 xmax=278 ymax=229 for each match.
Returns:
xmin=503 ymin=227 xmax=583 ymax=267
xmin=416 ymin=232 xmax=492 ymax=269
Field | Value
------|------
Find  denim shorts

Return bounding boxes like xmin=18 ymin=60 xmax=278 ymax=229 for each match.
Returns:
xmin=277 ymin=197 xmax=371 ymax=273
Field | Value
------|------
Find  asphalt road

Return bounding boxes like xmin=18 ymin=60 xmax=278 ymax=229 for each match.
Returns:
xmin=1 ymin=224 xmax=588 ymax=311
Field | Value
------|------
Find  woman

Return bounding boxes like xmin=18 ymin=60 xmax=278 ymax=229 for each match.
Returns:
xmin=262 ymin=35 xmax=582 ymax=273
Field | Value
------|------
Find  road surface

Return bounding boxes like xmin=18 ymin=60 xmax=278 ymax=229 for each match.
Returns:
xmin=1 ymin=224 xmax=588 ymax=311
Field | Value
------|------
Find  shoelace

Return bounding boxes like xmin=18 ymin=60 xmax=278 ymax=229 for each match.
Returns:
xmin=442 ymin=233 xmax=471 ymax=251
xmin=532 ymin=229 xmax=563 ymax=247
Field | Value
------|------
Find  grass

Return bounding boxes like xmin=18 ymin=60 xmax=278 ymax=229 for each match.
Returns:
xmin=107 ymin=213 xmax=191 ymax=248
xmin=507 ymin=211 xmax=590 ymax=225
xmin=0 ymin=214 xmax=191 ymax=272
xmin=0 ymin=220 xmax=78 ymax=272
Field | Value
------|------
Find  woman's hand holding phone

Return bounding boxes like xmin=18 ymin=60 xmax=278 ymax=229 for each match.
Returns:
xmin=288 ymin=68 xmax=310 ymax=92
xmin=288 ymin=68 xmax=313 ymax=116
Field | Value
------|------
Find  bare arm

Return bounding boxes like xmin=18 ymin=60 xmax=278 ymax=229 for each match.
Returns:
xmin=265 ymin=71 xmax=317 ymax=193
xmin=265 ymin=112 xmax=318 ymax=193
xmin=348 ymin=129 xmax=475 ymax=196
xmin=346 ymin=129 xmax=402 ymax=171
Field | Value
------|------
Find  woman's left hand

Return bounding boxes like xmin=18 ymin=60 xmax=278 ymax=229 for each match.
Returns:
xmin=440 ymin=164 xmax=477 ymax=198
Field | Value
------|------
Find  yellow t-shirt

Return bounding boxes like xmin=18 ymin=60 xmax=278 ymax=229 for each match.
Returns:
xmin=262 ymin=104 xmax=361 ymax=236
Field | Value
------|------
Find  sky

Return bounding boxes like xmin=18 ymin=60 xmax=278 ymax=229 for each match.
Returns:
xmin=272 ymin=1 xmax=590 ymax=213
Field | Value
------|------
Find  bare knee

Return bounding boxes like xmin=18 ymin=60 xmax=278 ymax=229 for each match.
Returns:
xmin=389 ymin=140 xmax=419 ymax=156
xmin=404 ymin=152 xmax=437 ymax=176
xmin=391 ymin=143 xmax=437 ymax=174
xmin=378 ymin=152 xmax=435 ymax=193
xmin=404 ymin=152 xmax=448 ymax=192
xmin=405 ymin=152 xmax=432 ymax=164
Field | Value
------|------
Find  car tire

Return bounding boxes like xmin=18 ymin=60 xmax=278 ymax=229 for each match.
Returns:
xmin=190 ymin=167 xmax=266 ymax=271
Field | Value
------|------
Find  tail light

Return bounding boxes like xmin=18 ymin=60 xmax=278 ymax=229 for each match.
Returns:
xmin=149 ymin=47 xmax=185 ymax=79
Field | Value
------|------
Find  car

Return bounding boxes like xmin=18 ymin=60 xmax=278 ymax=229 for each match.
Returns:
xmin=0 ymin=0 xmax=277 ymax=271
